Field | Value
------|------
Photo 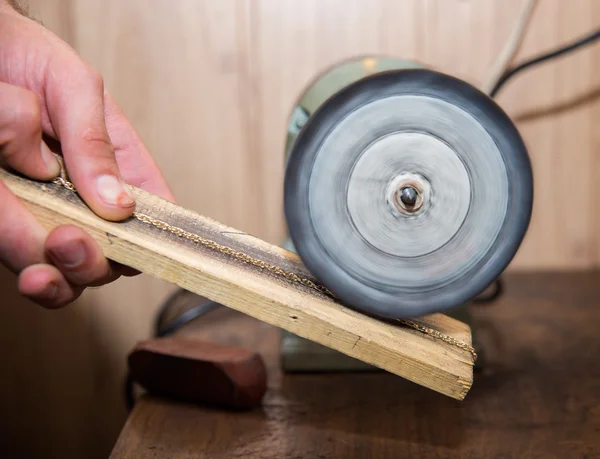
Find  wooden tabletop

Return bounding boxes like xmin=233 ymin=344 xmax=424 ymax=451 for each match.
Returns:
xmin=110 ymin=272 xmax=600 ymax=458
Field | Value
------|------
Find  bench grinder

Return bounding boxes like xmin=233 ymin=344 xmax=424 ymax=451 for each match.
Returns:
xmin=280 ymin=56 xmax=533 ymax=371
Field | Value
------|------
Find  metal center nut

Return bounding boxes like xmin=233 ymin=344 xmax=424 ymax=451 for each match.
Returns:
xmin=387 ymin=173 xmax=429 ymax=215
xmin=399 ymin=186 xmax=419 ymax=207
xmin=395 ymin=182 xmax=424 ymax=213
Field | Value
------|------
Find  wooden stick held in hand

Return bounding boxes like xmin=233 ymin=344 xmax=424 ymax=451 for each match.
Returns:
xmin=0 ymin=165 xmax=474 ymax=400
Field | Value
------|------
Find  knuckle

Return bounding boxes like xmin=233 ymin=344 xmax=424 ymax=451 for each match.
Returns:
xmin=64 ymin=63 xmax=116 ymax=163
xmin=80 ymin=130 xmax=116 ymax=164
xmin=82 ymin=128 xmax=113 ymax=148
xmin=80 ymin=130 xmax=116 ymax=167
xmin=5 ymin=89 xmax=41 ymax=137
xmin=79 ymin=63 xmax=104 ymax=91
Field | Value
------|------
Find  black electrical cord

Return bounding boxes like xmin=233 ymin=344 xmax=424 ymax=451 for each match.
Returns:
xmin=151 ymin=288 xmax=221 ymax=338
xmin=490 ymin=27 xmax=600 ymax=98
xmin=483 ymin=27 xmax=600 ymax=304
xmin=473 ymin=278 xmax=504 ymax=304
xmin=152 ymin=287 xmax=188 ymax=337
xmin=156 ymin=301 xmax=220 ymax=338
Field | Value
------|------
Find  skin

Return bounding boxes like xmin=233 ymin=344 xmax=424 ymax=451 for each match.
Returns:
xmin=0 ymin=1 xmax=175 ymax=308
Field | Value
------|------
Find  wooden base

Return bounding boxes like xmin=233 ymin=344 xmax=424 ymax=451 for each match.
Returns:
xmin=110 ymin=273 xmax=600 ymax=459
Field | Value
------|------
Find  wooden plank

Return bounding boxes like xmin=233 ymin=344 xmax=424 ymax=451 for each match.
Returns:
xmin=1 ymin=166 xmax=474 ymax=400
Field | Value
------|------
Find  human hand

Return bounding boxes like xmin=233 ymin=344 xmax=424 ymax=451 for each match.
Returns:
xmin=0 ymin=2 xmax=175 ymax=308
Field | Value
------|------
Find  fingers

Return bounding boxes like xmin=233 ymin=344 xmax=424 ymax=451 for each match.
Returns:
xmin=18 ymin=264 xmax=83 ymax=309
xmin=44 ymin=61 xmax=135 ymax=221
xmin=45 ymin=225 xmax=120 ymax=287
xmin=0 ymin=180 xmax=48 ymax=272
xmin=0 ymin=12 xmax=145 ymax=308
xmin=16 ymin=224 xmax=123 ymax=309
xmin=0 ymin=180 xmax=119 ymax=307
xmin=103 ymin=90 xmax=175 ymax=202
xmin=0 ymin=180 xmax=82 ymax=309
xmin=0 ymin=81 xmax=60 ymax=180
xmin=15 ymin=224 xmax=122 ymax=309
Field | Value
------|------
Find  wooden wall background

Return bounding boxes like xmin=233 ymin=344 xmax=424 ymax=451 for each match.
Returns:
xmin=1 ymin=0 xmax=599 ymax=457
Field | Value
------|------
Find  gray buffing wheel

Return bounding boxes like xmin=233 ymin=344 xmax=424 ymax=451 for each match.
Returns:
xmin=284 ymin=69 xmax=533 ymax=319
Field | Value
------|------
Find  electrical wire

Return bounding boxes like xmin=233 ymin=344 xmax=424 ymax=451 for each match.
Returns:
xmin=152 ymin=287 xmax=188 ymax=336
xmin=473 ymin=278 xmax=504 ymax=304
xmin=155 ymin=301 xmax=220 ymax=338
xmin=490 ymin=27 xmax=600 ymax=98
xmin=152 ymin=288 xmax=221 ymax=337
xmin=482 ymin=0 xmax=539 ymax=95
xmin=481 ymin=26 xmax=600 ymax=305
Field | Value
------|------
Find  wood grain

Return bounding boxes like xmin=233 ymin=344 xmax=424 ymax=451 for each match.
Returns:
xmin=1 ymin=1 xmax=599 ymax=458
xmin=110 ymin=272 xmax=600 ymax=459
xmin=1 ymin=166 xmax=474 ymax=400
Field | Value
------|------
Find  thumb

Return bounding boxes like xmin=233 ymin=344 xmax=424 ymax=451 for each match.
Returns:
xmin=45 ymin=60 xmax=136 ymax=222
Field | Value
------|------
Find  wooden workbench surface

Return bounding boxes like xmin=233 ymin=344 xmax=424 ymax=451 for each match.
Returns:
xmin=110 ymin=273 xmax=600 ymax=458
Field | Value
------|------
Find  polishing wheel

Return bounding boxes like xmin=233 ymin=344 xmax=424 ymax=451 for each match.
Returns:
xmin=284 ymin=67 xmax=533 ymax=319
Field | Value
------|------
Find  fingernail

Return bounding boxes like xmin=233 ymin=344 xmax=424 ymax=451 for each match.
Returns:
xmin=49 ymin=239 xmax=86 ymax=269
xmin=96 ymin=174 xmax=135 ymax=208
xmin=41 ymin=141 xmax=61 ymax=176
xmin=45 ymin=282 xmax=59 ymax=299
